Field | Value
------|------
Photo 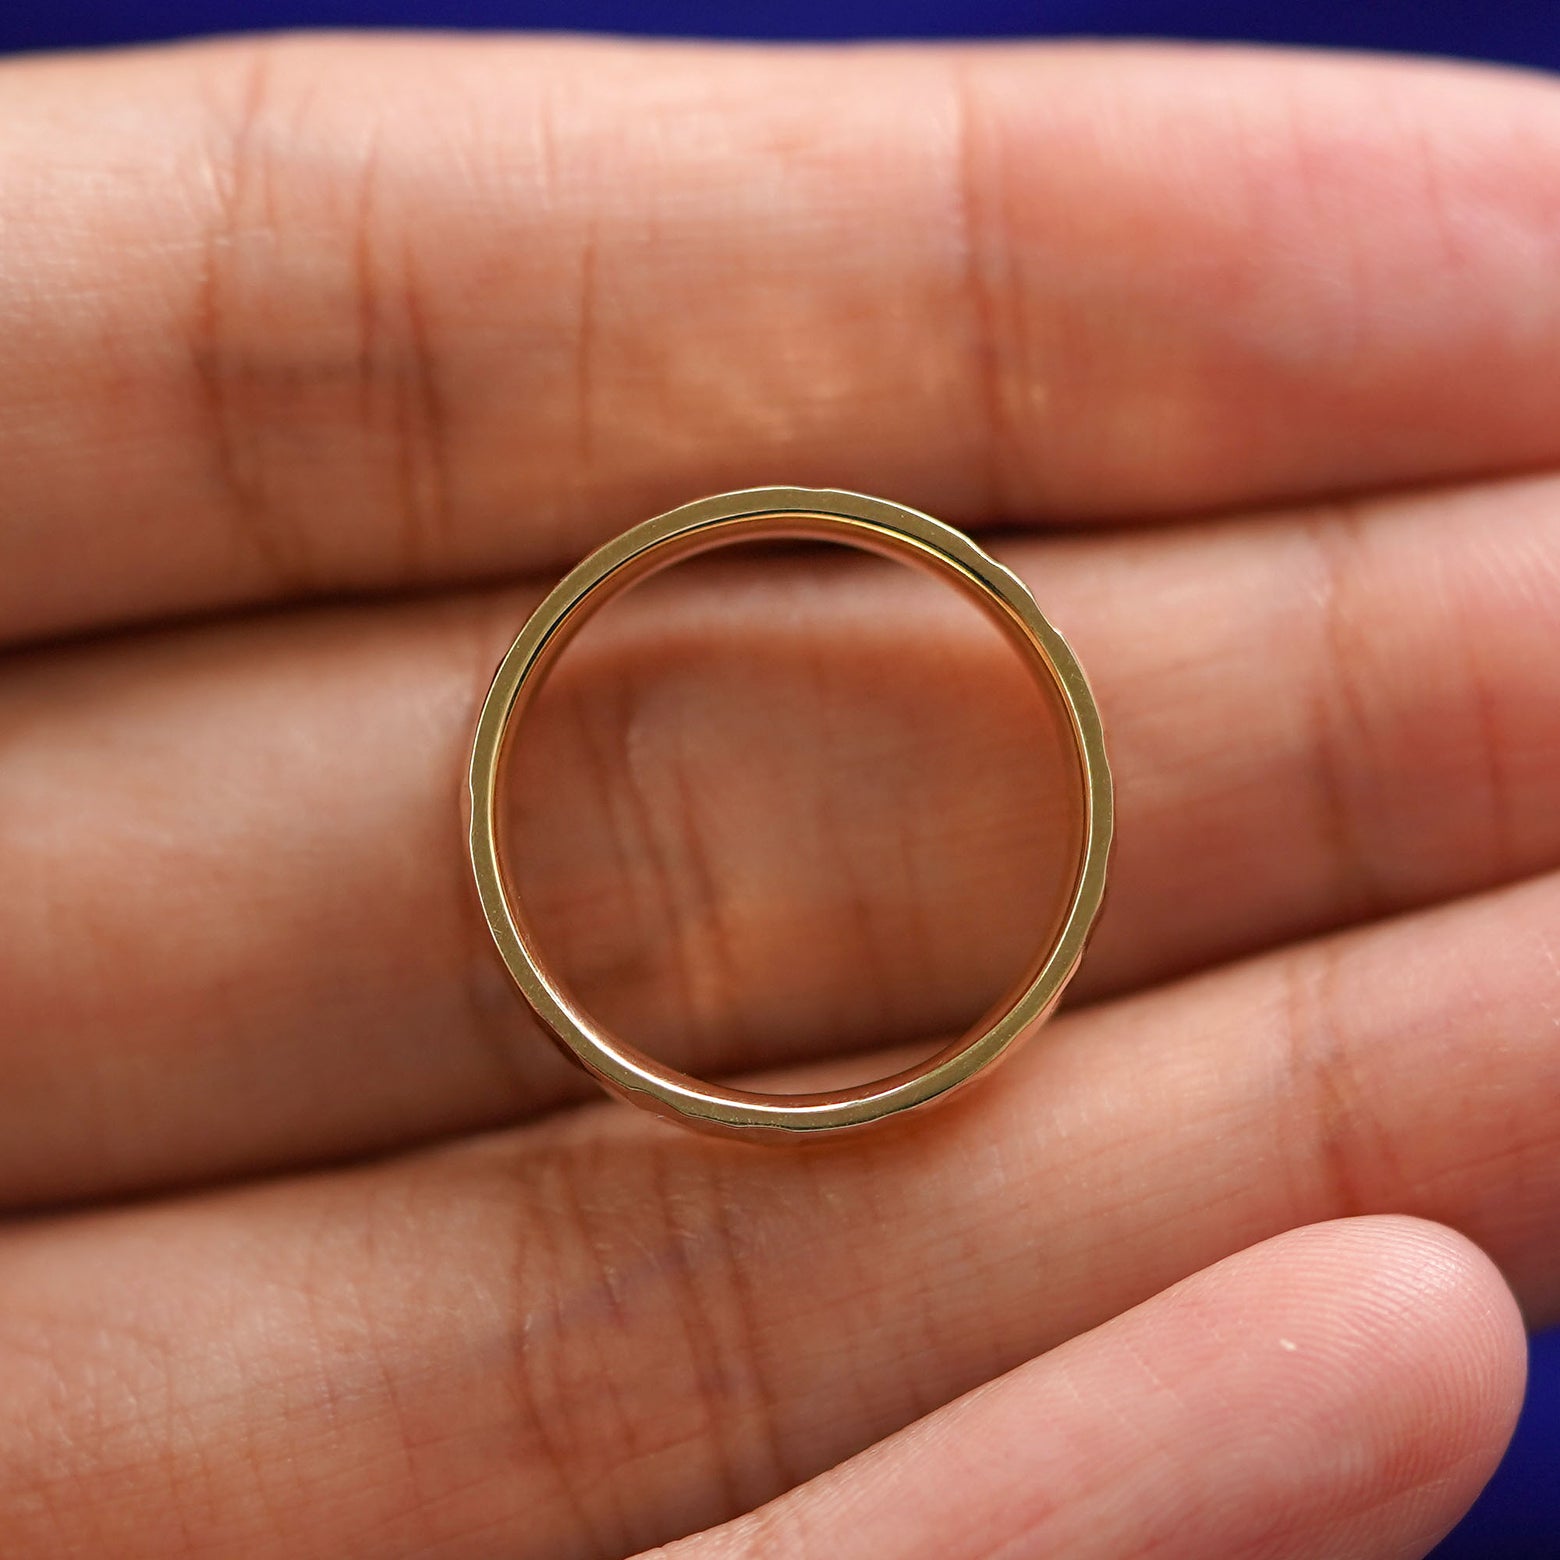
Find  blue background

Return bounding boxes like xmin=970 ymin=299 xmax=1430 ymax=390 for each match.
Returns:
xmin=3 ymin=0 xmax=1560 ymax=65
xmin=5 ymin=1 xmax=1558 ymax=1553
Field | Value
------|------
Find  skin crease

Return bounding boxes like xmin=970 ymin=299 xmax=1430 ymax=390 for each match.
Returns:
xmin=0 ymin=30 xmax=1556 ymax=1560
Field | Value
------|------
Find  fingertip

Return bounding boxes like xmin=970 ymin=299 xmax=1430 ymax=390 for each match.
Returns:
xmin=1369 ymin=1215 xmax=1528 ymax=1468
xmin=1227 ymin=1215 xmax=1528 ymax=1551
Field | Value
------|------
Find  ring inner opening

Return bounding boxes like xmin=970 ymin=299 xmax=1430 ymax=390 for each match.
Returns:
xmin=495 ymin=520 xmax=1088 ymax=1098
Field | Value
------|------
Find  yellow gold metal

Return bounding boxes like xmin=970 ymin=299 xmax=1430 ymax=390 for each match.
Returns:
xmin=467 ymin=487 xmax=1113 ymax=1140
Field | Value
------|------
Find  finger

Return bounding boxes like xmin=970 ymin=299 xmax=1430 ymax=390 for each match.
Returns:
xmin=655 ymin=1219 xmax=1524 ymax=1560
xmin=7 ymin=38 xmax=1560 ymax=640
xmin=0 ymin=868 xmax=1552 ymax=1558
xmin=3 ymin=474 xmax=1559 ymax=1202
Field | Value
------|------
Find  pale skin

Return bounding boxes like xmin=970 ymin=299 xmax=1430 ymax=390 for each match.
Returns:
xmin=0 ymin=32 xmax=1558 ymax=1560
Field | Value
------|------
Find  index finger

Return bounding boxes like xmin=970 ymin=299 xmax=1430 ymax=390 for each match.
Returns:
xmin=4 ymin=35 xmax=1560 ymax=642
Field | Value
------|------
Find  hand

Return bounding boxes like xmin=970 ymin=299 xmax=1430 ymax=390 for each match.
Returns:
xmin=2 ymin=34 xmax=1557 ymax=1560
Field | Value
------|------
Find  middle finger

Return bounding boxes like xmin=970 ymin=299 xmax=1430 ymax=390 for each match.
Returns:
xmin=1 ymin=473 xmax=1557 ymax=1204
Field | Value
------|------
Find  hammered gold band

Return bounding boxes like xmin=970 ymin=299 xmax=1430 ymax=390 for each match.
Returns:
xmin=467 ymin=487 xmax=1113 ymax=1140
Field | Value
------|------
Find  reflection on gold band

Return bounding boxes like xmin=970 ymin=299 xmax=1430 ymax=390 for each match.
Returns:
xmin=467 ymin=487 xmax=1113 ymax=1140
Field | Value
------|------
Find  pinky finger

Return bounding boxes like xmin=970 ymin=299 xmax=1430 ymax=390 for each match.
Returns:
xmin=647 ymin=1217 xmax=1525 ymax=1560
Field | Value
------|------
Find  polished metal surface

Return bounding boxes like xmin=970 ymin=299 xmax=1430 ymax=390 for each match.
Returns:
xmin=468 ymin=487 xmax=1112 ymax=1139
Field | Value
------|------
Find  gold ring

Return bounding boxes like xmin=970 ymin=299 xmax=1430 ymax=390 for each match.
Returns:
xmin=467 ymin=487 xmax=1112 ymax=1140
